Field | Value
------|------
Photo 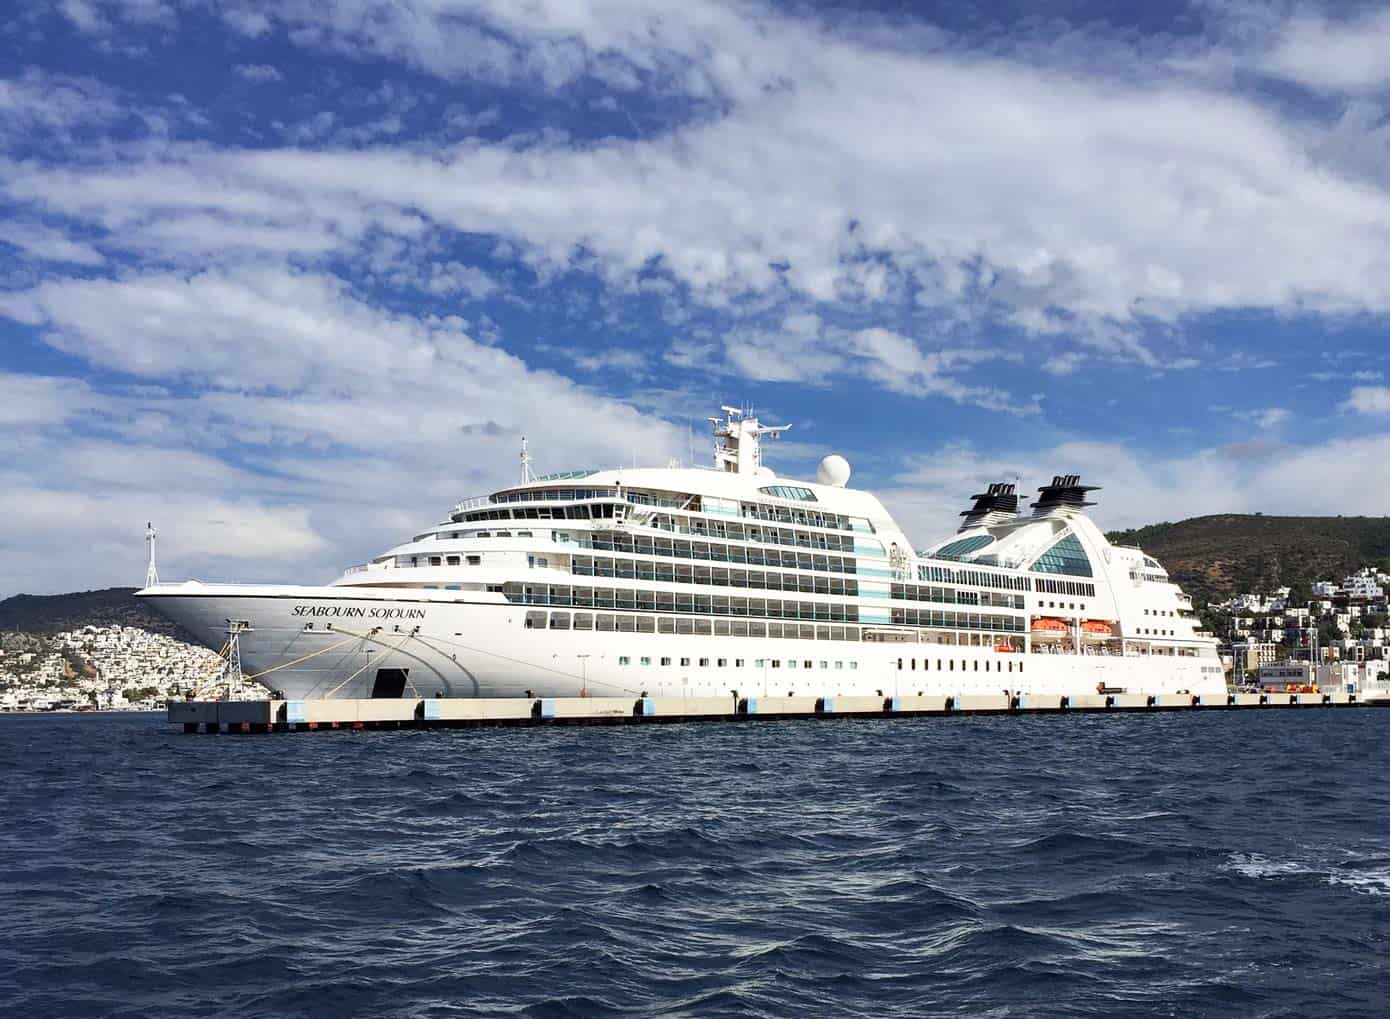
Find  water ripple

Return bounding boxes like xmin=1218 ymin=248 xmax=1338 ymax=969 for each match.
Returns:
xmin=2 ymin=711 xmax=1388 ymax=1017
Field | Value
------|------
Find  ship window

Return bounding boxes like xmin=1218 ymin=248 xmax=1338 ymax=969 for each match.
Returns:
xmin=661 ymin=657 xmax=672 ymax=666
xmin=699 ymin=658 xmax=710 ymax=667
xmin=788 ymin=660 xmax=797 ymax=669
xmin=429 ymin=557 xmax=442 ymax=566
xmin=641 ymin=657 xmax=651 ymax=665
xmin=548 ymin=613 xmax=570 ymax=629
xmin=850 ymin=662 xmax=857 ymax=670
xmin=771 ymin=660 xmax=781 ymax=668
xmin=736 ymin=658 xmax=745 ymax=667
xmin=680 ymin=657 xmax=691 ymax=666
xmin=619 ymin=656 xmax=630 ymax=666
xmin=935 ymin=534 xmax=994 ymax=560
xmin=446 ymin=555 xmax=460 ymax=566
xmin=1030 ymin=532 xmax=1093 ymax=578
xmin=466 ymin=555 xmax=481 ymax=566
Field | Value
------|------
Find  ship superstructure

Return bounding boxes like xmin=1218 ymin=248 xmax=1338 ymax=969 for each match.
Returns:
xmin=139 ymin=408 xmax=1223 ymax=700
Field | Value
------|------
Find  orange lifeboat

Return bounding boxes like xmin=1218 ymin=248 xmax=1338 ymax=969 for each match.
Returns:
xmin=1031 ymin=617 xmax=1068 ymax=632
xmin=1081 ymin=620 xmax=1114 ymax=636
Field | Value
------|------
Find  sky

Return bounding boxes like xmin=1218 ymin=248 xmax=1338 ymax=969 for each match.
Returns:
xmin=4 ymin=0 xmax=1390 ymax=595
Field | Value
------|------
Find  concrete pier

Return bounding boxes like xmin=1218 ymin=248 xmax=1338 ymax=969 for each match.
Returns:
xmin=167 ymin=689 xmax=1386 ymax=733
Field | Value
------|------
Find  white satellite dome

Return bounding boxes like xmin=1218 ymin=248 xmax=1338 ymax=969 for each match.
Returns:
xmin=816 ymin=454 xmax=851 ymax=487
xmin=755 ymin=465 xmax=776 ymax=479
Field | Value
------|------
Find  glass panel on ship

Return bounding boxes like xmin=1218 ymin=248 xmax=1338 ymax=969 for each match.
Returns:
xmin=327 ymin=413 xmax=1217 ymax=698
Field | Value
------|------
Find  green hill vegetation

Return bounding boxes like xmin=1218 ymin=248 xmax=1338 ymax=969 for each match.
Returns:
xmin=1106 ymin=515 xmax=1390 ymax=607
xmin=0 ymin=587 xmax=185 ymax=636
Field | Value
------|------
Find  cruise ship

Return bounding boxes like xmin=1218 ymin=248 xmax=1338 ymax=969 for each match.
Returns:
xmin=138 ymin=408 xmax=1225 ymax=701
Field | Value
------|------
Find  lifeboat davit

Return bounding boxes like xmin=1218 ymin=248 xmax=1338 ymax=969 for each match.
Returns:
xmin=1031 ymin=617 xmax=1068 ymax=632
xmin=1081 ymin=619 xmax=1114 ymax=635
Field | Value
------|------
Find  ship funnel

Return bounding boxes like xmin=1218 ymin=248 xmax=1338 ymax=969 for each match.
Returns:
xmin=958 ymin=482 xmax=1019 ymax=532
xmin=1031 ymin=474 xmax=1099 ymax=515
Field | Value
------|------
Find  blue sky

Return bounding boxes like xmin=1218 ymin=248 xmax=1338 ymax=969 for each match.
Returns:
xmin=4 ymin=0 xmax=1390 ymax=594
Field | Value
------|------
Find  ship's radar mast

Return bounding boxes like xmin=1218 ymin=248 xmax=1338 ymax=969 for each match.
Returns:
xmin=519 ymin=436 xmax=536 ymax=484
xmin=709 ymin=406 xmax=790 ymax=475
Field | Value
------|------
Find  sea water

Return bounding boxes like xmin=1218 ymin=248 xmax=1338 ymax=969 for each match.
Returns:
xmin=1 ymin=710 xmax=1387 ymax=1017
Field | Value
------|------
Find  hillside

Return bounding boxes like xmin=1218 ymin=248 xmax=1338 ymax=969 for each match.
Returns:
xmin=0 ymin=587 xmax=190 ymax=638
xmin=1105 ymin=515 xmax=1390 ymax=607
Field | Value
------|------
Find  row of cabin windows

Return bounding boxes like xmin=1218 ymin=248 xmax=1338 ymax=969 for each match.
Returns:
xmin=519 ymin=584 xmax=1022 ymax=633
xmin=573 ymin=559 xmax=862 ymax=595
xmin=893 ymin=583 xmax=1024 ymax=610
xmin=898 ymin=657 xmax=1024 ymax=675
xmin=917 ymin=564 xmax=1033 ymax=593
xmin=615 ymin=655 xmax=859 ymax=670
xmin=1139 ymin=628 xmax=1174 ymax=636
xmin=523 ymin=611 xmax=861 ymax=641
xmin=519 ymin=583 xmax=862 ymax=620
xmin=1034 ymin=578 xmax=1097 ymax=597
xmin=890 ymin=608 xmax=1026 ymax=633
xmin=474 ymin=490 xmax=861 ymax=533
xmin=586 ymin=525 xmax=859 ymax=557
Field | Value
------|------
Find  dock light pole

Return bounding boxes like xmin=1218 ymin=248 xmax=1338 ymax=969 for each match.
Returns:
xmin=577 ymin=654 xmax=590 ymax=698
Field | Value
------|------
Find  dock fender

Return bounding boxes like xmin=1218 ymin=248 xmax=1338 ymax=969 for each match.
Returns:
xmin=1147 ymin=695 xmax=1156 ymax=708
xmin=884 ymin=696 xmax=896 ymax=713
xmin=738 ymin=697 xmax=754 ymax=715
xmin=945 ymin=695 xmax=955 ymax=712
xmin=1105 ymin=695 xmax=1114 ymax=709
xmin=1060 ymin=695 xmax=1070 ymax=710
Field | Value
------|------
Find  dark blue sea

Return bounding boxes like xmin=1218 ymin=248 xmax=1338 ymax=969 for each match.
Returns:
xmin=1 ymin=710 xmax=1388 ymax=1018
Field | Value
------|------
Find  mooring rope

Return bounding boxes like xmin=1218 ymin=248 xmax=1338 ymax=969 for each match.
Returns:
xmin=319 ymin=628 xmax=416 ymax=700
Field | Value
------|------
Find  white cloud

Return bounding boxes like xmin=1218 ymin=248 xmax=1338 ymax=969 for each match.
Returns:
xmin=0 ymin=264 xmax=688 ymax=592
xmin=12 ymin=19 xmax=1390 ymax=355
xmin=0 ymin=221 xmax=105 ymax=265
xmin=1261 ymin=11 xmax=1390 ymax=93
xmin=0 ymin=373 xmax=104 ymax=426
xmin=0 ymin=69 xmax=122 ymax=139
xmin=877 ymin=431 xmax=1390 ymax=549
xmin=1235 ymin=406 xmax=1290 ymax=430
xmin=234 ymin=63 xmax=283 ymax=82
xmin=1343 ymin=385 xmax=1390 ymax=416
xmin=58 ymin=0 xmax=110 ymax=35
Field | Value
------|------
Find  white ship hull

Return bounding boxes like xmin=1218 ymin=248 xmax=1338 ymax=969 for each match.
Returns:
xmin=140 ymin=585 xmax=1225 ymax=702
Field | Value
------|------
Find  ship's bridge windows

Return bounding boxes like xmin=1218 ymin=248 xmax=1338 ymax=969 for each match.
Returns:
xmin=1030 ymin=532 xmax=1093 ymax=578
